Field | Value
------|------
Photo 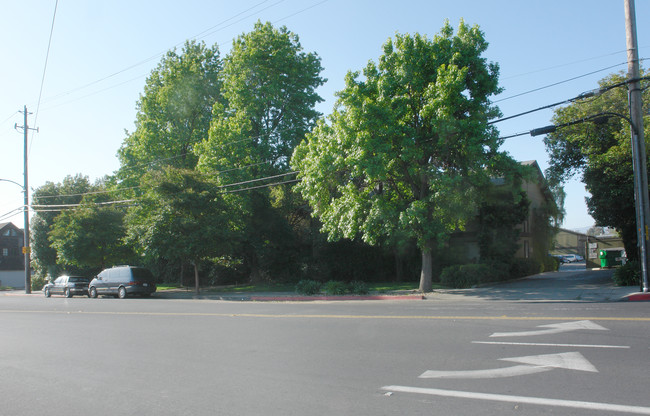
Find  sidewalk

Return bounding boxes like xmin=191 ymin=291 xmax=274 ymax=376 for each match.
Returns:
xmin=3 ymin=268 xmax=648 ymax=302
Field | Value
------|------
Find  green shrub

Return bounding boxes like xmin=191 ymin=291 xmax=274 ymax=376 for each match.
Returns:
xmin=295 ymin=279 xmax=321 ymax=295
xmin=441 ymin=261 xmax=518 ymax=289
xmin=542 ymin=256 xmax=560 ymax=272
xmin=31 ymin=276 xmax=47 ymax=292
xmin=613 ymin=261 xmax=640 ymax=286
xmin=348 ymin=280 xmax=369 ymax=295
xmin=510 ymin=258 xmax=541 ymax=279
xmin=324 ymin=280 xmax=348 ymax=295
xmin=440 ymin=264 xmax=483 ymax=288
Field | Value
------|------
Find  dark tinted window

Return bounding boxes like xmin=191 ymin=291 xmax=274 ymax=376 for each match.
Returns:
xmin=132 ymin=268 xmax=154 ymax=282
xmin=69 ymin=277 xmax=89 ymax=283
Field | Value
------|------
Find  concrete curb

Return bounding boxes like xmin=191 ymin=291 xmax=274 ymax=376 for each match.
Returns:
xmin=249 ymin=294 xmax=425 ymax=302
xmin=621 ymin=292 xmax=650 ymax=301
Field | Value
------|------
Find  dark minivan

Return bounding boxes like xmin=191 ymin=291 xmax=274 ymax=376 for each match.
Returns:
xmin=88 ymin=266 xmax=156 ymax=299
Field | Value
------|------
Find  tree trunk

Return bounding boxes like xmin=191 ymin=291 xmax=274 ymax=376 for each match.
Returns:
xmin=193 ymin=261 xmax=200 ymax=295
xmin=394 ymin=250 xmax=403 ymax=282
xmin=419 ymin=245 xmax=433 ymax=292
xmin=180 ymin=263 xmax=185 ymax=287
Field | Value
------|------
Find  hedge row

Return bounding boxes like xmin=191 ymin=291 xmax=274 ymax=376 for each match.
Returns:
xmin=440 ymin=257 xmax=560 ymax=289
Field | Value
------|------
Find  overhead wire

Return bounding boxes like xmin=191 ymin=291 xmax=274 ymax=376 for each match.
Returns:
xmin=32 ymin=0 xmax=59 ymax=131
xmin=37 ymin=0 xmax=313 ymax=110
xmin=493 ymin=61 xmax=629 ymax=103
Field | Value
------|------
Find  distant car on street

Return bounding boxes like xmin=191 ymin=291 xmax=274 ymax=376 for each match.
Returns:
xmin=43 ymin=276 xmax=90 ymax=298
xmin=562 ymin=254 xmax=584 ymax=263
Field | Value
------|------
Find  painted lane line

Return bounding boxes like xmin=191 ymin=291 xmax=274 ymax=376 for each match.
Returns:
xmin=490 ymin=320 xmax=608 ymax=337
xmin=473 ymin=341 xmax=630 ymax=349
xmin=382 ymin=386 xmax=650 ymax=415
xmin=2 ymin=310 xmax=650 ymax=321
xmin=419 ymin=352 xmax=597 ymax=379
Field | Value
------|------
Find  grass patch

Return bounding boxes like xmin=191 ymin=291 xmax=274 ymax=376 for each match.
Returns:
xmin=158 ymin=281 xmax=441 ymax=294
xmin=203 ymin=283 xmax=296 ymax=293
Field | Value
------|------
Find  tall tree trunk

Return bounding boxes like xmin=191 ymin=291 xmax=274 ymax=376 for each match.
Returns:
xmin=419 ymin=244 xmax=433 ymax=292
xmin=394 ymin=250 xmax=403 ymax=282
xmin=180 ymin=262 xmax=185 ymax=287
xmin=193 ymin=261 xmax=200 ymax=295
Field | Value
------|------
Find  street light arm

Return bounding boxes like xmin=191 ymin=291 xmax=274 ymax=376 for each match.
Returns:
xmin=0 ymin=178 xmax=26 ymax=191
xmin=528 ymin=112 xmax=637 ymax=137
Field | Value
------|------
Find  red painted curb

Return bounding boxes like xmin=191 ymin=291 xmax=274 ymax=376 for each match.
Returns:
xmin=250 ymin=295 xmax=425 ymax=302
xmin=625 ymin=293 xmax=650 ymax=301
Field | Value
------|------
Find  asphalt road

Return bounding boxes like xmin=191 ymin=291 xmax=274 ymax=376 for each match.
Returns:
xmin=1 ymin=272 xmax=649 ymax=416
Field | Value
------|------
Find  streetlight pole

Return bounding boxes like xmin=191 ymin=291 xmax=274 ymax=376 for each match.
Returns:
xmin=624 ymin=0 xmax=649 ymax=293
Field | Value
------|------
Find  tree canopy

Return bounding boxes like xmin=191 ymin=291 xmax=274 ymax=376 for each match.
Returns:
xmin=194 ymin=21 xmax=325 ymax=283
xmin=117 ymin=40 xmax=222 ymax=187
xmin=47 ymin=179 xmax=133 ymax=271
xmin=196 ymin=21 xmax=324 ymax=179
xmin=125 ymin=168 xmax=239 ymax=293
xmin=544 ymin=71 xmax=649 ymax=258
xmin=292 ymin=20 xmax=511 ymax=291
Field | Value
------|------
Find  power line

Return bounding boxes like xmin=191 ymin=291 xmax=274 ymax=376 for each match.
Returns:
xmin=273 ymin=0 xmax=328 ymax=24
xmin=37 ymin=0 xmax=328 ymax=110
xmin=30 ymin=199 xmax=136 ymax=210
xmin=222 ymin=177 xmax=300 ymax=194
xmin=501 ymin=49 xmax=629 ymax=80
xmin=490 ymin=75 xmax=649 ymax=126
xmin=493 ymin=61 xmax=629 ymax=103
xmin=217 ymin=171 xmax=298 ymax=190
xmin=32 ymin=0 xmax=58 ymax=131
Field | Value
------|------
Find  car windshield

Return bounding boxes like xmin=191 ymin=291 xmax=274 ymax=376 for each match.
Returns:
xmin=69 ymin=277 xmax=88 ymax=283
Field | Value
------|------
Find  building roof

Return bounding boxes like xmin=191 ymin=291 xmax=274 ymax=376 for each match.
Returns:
xmin=0 ymin=222 xmax=23 ymax=233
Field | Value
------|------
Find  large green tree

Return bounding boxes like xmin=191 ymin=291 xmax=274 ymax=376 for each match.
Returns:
xmin=31 ymin=175 xmax=94 ymax=277
xmin=292 ymin=21 xmax=509 ymax=291
xmin=117 ymin=40 xmax=222 ymax=187
xmin=544 ymin=71 xmax=649 ymax=259
xmin=125 ymin=168 xmax=238 ymax=294
xmin=48 ymin=181 xmax=133 ymax=271
xmin=195 ymin=21 xmax=324 ymax=282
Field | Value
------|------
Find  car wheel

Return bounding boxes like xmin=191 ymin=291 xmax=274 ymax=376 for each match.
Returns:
xmin=44 ymin=288 xmax=51 ymax=298
xmin=117 ymin=286 xmax=127 ymax=299
xmin=65 ymin=288 xmax=72 ymax=298
xmin=89 ymin=287 xmax=97 ymax=298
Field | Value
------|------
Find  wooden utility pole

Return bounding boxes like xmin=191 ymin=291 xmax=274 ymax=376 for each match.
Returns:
xmin=624 ymin=0 xmax=649 ymax=292
xmin=17 ymin=106 xmax=33 ymax=293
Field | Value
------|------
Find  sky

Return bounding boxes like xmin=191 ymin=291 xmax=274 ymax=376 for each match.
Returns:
xmin=1 ymin=0 xmax=648 ymax=233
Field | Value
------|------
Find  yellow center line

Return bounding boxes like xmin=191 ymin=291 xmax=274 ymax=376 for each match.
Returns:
xmin=1 ymin=310 xmax=650 ymax=321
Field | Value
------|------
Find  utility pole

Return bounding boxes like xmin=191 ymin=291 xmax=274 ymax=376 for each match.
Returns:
xmin=624 ymin=0 xmax=650 ymax=293
xmin=15 ymin=106 xmax=35 ymax=294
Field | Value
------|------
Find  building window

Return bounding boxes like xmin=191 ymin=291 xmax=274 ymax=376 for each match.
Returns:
xmin=2 ymin=248 xmax=8 ymax=257
xmin=524 ymin=240 xmax=530 ymax=259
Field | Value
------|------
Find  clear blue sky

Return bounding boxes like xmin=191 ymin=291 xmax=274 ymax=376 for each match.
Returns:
xmin=1 ymin=0 xmax=648 ymax=232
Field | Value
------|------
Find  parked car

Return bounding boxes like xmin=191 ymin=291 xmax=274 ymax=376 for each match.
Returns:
xmin=43 ymin=276 xmax=90 ymax=298
xmin=562 ymin=254 xmax=584 ymax=263
xmin=88 ymin=266 xmax=156 ymax=299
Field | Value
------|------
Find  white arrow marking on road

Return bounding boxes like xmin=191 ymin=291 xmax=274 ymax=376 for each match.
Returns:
xmin=490 ymin=320 xmax=608 ymax=337
xmin=419 ymin=352 xmax=597 ymax=379
xmin=502 ymin=351 xmax=598 ymax=372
